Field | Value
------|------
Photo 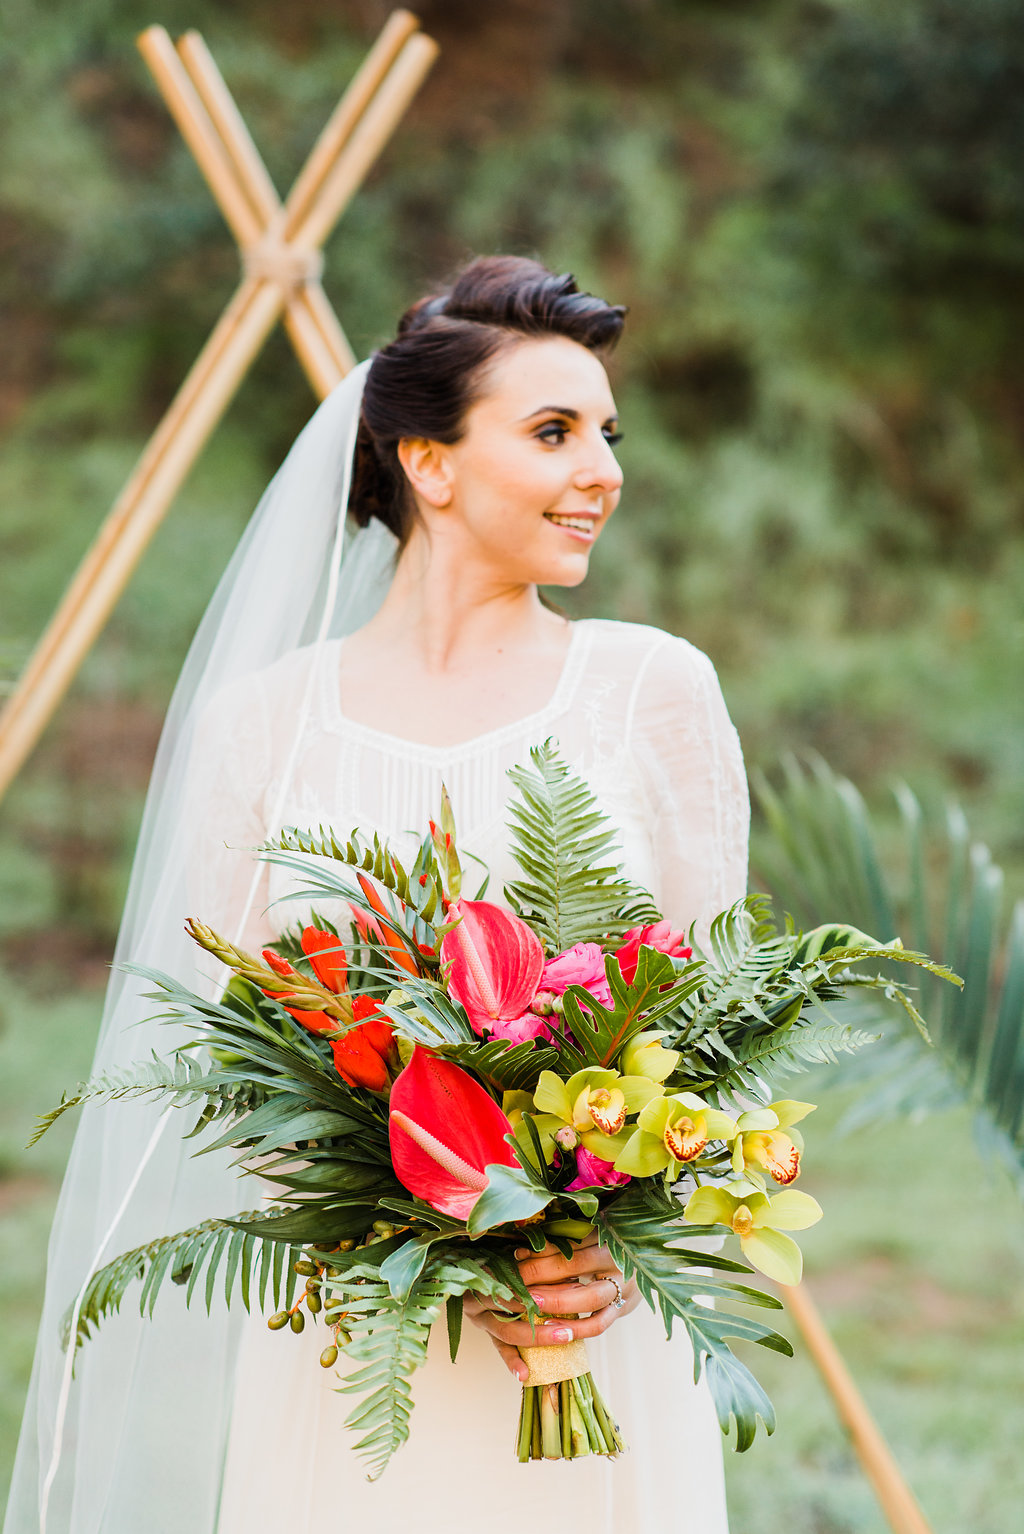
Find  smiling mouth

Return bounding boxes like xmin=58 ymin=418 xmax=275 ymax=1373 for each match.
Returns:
xmin=544 ymin=513 xmax=597 ymax=533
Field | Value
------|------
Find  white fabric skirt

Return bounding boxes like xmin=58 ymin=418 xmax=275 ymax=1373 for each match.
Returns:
xmin=216 ymin=1298 xmax=729 ymax=1533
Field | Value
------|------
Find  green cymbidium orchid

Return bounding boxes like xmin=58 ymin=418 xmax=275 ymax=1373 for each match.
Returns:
xmin=613 ymin=1093 xmax=738 ymax=1178
xmin=528 ymin=1067 xmax=663 ymax=1163
xmin=619 ymin=1029 xmax=681 ymax=1082
xmin=729 ymin=1099 xmax=815 ymax=1184
xmin=683 ymin=1179 xmax=823 ymax=1286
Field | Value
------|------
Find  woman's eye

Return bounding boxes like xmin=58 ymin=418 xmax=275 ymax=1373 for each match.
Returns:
xmin=536 ymin=423 xmax=569 ymax=445
xmin=603 ymin=430 xmax=623 ymax=447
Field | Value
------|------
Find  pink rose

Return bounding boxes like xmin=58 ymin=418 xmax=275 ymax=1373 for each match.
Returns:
xmin=614 ymin=921 xmax=692 ymax=985
xmin=565 ymin=1146 xmax=631 ymax=1192
xmin=486 ymin=1011 xmax=554 ymax=1045
xmin=540 ymin=942 xmax=613 ymax=1008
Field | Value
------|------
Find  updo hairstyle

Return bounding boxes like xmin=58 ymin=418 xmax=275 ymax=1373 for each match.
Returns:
xmin=353 ymin=255 xmax=626 ymax=546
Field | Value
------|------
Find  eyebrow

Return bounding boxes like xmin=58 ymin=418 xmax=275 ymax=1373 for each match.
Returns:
xmin=519 ymin=405 xmax=618 ymax=423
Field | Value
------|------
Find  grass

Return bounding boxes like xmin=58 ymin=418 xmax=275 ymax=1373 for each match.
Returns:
xmin=1 ymin=974 xmax=1022 ymax=1529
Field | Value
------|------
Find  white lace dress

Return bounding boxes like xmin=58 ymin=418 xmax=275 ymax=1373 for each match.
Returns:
xmin=188 ymin=617 xmax=749 ymax=1534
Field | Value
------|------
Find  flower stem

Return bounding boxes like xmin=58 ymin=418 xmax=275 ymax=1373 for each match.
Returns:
xmin=514 ymin=1373 xmax=623 ymax=1461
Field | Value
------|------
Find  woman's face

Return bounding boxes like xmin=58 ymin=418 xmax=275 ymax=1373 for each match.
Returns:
xmin=401 ymin=335 xmax=623 ymax=589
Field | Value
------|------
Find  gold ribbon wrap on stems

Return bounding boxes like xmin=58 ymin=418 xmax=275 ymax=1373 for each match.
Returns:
xmin=518 ymin=1338 xmax=592 ymax=1388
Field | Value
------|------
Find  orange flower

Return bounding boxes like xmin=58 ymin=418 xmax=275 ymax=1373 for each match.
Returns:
xmin=260 ymin=948 xmax=335 ymax=1033
xmin=330 ymin=997 xmax=397 ymax=1092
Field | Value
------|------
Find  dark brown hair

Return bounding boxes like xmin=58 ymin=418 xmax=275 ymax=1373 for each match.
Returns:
xmin=352 ymin=255 xmax=626 ymax=545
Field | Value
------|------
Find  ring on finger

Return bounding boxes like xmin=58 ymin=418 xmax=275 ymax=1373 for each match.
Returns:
xmin=609 ymin=1277 xmax=626 ymax=1309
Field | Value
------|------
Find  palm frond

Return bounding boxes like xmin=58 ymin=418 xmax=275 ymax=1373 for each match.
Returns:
xmin=29 ymin=1054 xmax=261 ymax=1147
xmin=504 ymin=740 xmax=660 ymax=953
xmin=64 ymin=1209 xmax=300 ymax=1354
xmin=751 ymin=754 xmax=1024 ymax=1181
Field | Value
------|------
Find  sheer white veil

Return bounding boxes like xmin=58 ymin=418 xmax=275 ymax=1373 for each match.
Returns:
xmin=5 ymin=358 xmax=399 ymax=1534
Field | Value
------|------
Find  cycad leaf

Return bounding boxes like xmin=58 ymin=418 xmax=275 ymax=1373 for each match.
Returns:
xmin=752 ymin=754 xmax=1024 ymax=1185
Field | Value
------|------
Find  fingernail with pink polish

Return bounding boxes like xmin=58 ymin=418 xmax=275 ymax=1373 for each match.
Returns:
xmin=529 ymin=1292 xmax=545 ymax=1309
xmin=550 ymin=1326 xmax=574 ymax=1343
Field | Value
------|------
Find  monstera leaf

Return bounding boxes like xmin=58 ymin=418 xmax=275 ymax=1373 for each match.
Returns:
xmin=752 ymin=754 xmax=1024 ymax=1187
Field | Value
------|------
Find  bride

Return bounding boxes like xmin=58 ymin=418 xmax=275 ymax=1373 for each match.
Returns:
xmin=6 ymin=256 xmax=748 ymax=1532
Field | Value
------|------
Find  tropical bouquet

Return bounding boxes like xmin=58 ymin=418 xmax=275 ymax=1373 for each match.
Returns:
xmin=37 ymin=744 xmax=958 ymax=1477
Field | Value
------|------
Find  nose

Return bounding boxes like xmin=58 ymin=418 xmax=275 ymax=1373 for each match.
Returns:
xmin=575 ymin=429 xmax=624 ymax=497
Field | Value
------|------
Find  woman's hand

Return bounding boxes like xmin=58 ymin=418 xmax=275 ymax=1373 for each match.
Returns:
xmin=463 ymin=1229 xmax=640 ymax=1381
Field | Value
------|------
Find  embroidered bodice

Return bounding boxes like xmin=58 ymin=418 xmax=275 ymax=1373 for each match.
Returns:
xmin=187 ymin=619 xmax=749 ymax=952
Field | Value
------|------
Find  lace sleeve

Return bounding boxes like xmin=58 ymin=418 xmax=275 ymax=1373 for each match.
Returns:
xmin=184 ymin=675 xmax=276 ymax=955
xmin=626 ymin=634 xmax=749 ymax=943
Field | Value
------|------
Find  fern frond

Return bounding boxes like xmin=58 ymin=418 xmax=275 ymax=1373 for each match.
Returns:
xmin=505 ymin=740 xmax=660 ymax=953
xmin=63 ymin=1210 xmax=300 ymax=1354
xmin=329 ymin=1252 xmax=510 ymax=1479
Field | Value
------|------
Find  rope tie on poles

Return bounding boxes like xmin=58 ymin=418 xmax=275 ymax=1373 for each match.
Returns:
xmin=242 ymin=238 xmax=324 ymax=289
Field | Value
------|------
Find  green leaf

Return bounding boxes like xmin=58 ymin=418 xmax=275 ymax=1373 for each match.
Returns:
xmin=446 ymin=1293 xmax=464 ymax=1362
xmin=61 ymin=1210 xmax=297 ymax=1354
xmin=752 ymin=754 xmax=1024 ymax=1188
xmin=597 ymin=1184 xmax=789 ymax=1452
xmin=466 ymin=1163 xmax=552 ymax=1235
xmin=379 ymin=1235 xmax=436 ymax=1302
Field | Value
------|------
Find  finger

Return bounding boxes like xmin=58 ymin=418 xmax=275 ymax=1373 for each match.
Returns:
xmin=514 ymin=1242 xmax=616 ymax=1287
xmin=560 ymin=1289 xmax=642 ymax=1340
xmin=487 ymin=1334 xmax=529 ymax=1382
xmin=525 ymin=1277 xmax=624 ymax=1317
xmin=466 ymin=1309 xmax=583 ymax=1351
xmin=463 ymin=1291 xmax=526 ymax=1318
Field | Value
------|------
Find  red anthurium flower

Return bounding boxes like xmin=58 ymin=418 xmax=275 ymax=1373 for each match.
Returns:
xmin=388 ymin=1046 xmax=519 ymax=1219
xmin=614 ymin=921 xmax=693 ymax=986
xmin=440 ymin=899 xmax=544 ymax=1039
xmin=331 ymin=999 xmax=396 ymax=1092
xmin=260 ymin=949 xmax=334 ymax=1033
xmin=300 ymin=925 xmax=348 ymax=994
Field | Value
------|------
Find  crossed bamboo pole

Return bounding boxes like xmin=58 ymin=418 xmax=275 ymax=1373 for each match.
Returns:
xmin=0 ymin=10 xmax=437 ymax=804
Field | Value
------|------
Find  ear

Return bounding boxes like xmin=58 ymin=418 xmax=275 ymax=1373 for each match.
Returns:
xmin=397 ymin=437 xmax=454 ymax=509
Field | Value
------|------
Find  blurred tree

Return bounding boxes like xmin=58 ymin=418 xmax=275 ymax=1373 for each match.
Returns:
xmin=0 ymin=0 xmax=1020 ymax=977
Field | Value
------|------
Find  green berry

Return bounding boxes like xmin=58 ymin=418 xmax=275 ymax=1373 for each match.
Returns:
xmin=320 ymin=1345 xmax=339 ymax=1368
xmin=267 ymin=1312 xmax=289 ymax=1330
xmin=290 ymin=1310 xmax=305 ymax=1333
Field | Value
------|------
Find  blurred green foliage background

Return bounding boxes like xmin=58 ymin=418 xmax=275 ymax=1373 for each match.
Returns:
xmin=1 ymin=1 xmax=1021 ymax=1527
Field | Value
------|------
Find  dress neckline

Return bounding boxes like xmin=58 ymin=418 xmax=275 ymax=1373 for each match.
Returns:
xmin=323 ymin=619 xmax=593 ymax=762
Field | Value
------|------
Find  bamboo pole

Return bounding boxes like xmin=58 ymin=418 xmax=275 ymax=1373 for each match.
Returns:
xmin=174 ymin=30 xmax=280 ymax=224
xmin=137 ymin=28 xmax=264 ymax=248
xmin=289 ymin=34 xmax=440 ymax=255
xmin=0 ymin=14 xmax=437 ymax=804
xmin=784 ymin=1281 xmax=934 ymax=1534
xmin=281 ymin=9 xmax=421 ymax=236
xmin=172 ymin=29 xmax=354 ymax=379
xmin=0 ymin=278 xmax=284 ymax=801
